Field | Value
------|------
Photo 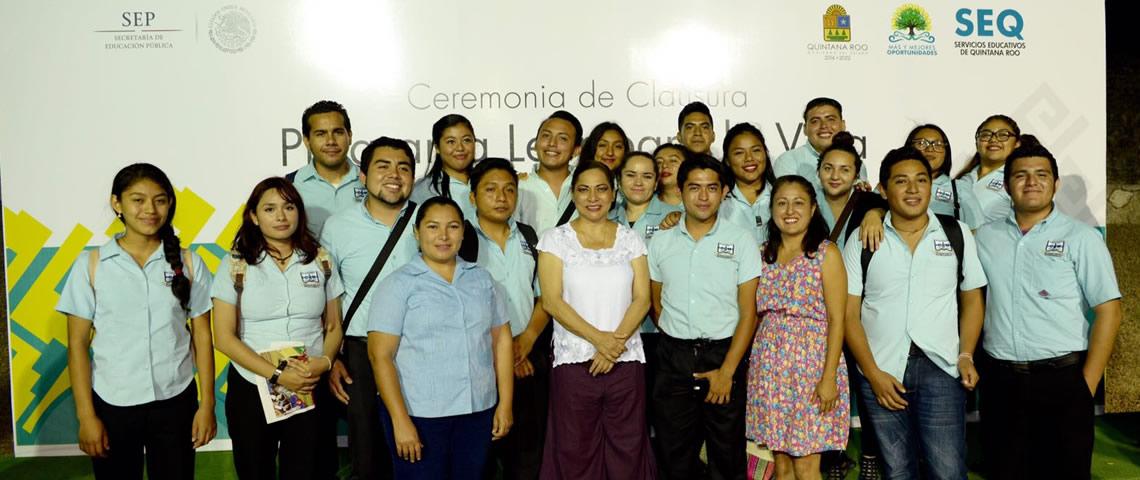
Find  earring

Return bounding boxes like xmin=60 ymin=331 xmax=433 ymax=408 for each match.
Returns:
xmin=116 ymin=212 xmax=124 ymax=220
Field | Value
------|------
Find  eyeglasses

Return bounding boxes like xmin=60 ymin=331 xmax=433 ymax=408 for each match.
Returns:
xmin=976 ymin=130 xmax=1015 ymax=143
xmin=912 ymin=139 xmax=946 ymax=152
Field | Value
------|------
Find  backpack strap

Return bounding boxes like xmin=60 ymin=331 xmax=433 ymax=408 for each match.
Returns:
xmin=949 ymin=179 xmax=962 ymax=221
xmin=181 ymin=249 xmax=195 ymax=282
xmin=88 ymin=249 xmax=100 ymax=306
xmin=516 ymin=222 xmax=540 ymax=282
xmin=342 ymin=200 xmax=417 ymax=333
xmin=860 ymin=245 xmax=874 ymax=297
xmin=934 ymin=214 xmax=965 ymax=290
xmin=555 ymin=202 xmax=575 ymax=227
xmin=316 ymin=247 xmax=332 ymax=279
xmin=829 ymin=191 xmax=862 ymax=243
xmin=230 ymin=254 xmax=248 ymax=337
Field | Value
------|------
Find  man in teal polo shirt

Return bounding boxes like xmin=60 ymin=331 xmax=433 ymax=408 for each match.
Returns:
xmin=320 ymin=136 xmax=419 ymax=480
xmin=774 ymin=97 xmax=867 ymax=191
xmin=843 ymin=146 xmax=986 ymax=480
xmin=975 ymin=142 xmax=1122 ymax=480
xmin=649 ymin=154 xmax=762 ymax=480
xmin=466 ymin=157 xmax=552 ymax=480
xmin=291 ymin=100 xmax=367 ymax=237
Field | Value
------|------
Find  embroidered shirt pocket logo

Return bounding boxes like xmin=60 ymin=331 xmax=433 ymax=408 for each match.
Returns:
xmin=300 ymin=271 xmax=322 ymax=287
xmin=1044 ymin=240 xmax=1066 ymax=257
xmin=164 ymin=271 xmax=175 ymax=286
xmin=933 ymin=239 xmax=954 ymax=256
xmin=716 ymin=242 xmax=736 ymax=258
xmin=986 ymin=178 xmax=1004 ymax=191
xmin=354 ymin=187 xmax=368 ymax=200
xmin=935 ymin=188 xmax=952 ymax=202
xmin=645 ymin=225 xmax=660 ymax=239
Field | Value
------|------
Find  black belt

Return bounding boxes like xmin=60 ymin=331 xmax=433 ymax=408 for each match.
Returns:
xmin=991 ymin=351 xmax=1084 ymax=374
xmin=660 ymin=333 xmax=732 ymax=348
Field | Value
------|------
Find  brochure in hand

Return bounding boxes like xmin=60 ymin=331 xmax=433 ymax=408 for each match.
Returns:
xmin=254 ymin=342 xmax=316 ymax=424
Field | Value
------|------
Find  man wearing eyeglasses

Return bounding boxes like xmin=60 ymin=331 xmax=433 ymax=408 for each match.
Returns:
xmin=974 ymin=142 xmax=1121 ymax=480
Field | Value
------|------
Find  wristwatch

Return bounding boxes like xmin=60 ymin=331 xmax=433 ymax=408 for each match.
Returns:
xmin=269 ymin=359 xmax=288 ymax=385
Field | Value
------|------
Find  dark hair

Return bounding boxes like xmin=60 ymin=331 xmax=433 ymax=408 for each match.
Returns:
xmin=1002 ymin=134 xmax=1057 ymax=187
xmin=301 ymin=100 xmax=351 ymax=137
xmin=540 ymin=110 xmax=584 ymax=147
xmin=879 ymin=146 xmax=933 ymax=186
xmin=470 ymin=157 xmax=518 ymax=190
xmin=580 ymin=122 xmax=632 ymax=167
xmin=617 ymin=151 xmax=658 ymax=179
xmin=414 ymin=195 xmax=465 ymax=229
xmin=652 ymin=143 xmax=690 ymax=194
xmin=111 ymin=163 xmax=191 ymax=312
xmin=817 ymin=131 xmax=863 ymax=175
xmin=677 ymin=102 xmax=713 ymax=130
xmin=905 ymin=124 xmax=952 ymax=177
xmin=762 ymin=175 xmax=830 ymax=264
xmin=427 ymin=114 xmax=476 ymax=198
xmin=232 ymin=178 xmax=320 ymax=267
xmin=955 ymin=114 xmax=1021 ymax=179
xmin=570 ymin=159 xmax=616 ymax=190
xmin=677 ymin=153 xmax=726 ymax=188
xmin=360 ymin=136 xmax=415 ymax=172
xmin=722 ymin=123 xmax=776 ymax=197
xmin=803 ymin=97 xmax=843 ymax=121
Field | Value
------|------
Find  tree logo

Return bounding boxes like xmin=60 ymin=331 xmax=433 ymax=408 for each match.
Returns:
xmin=824 ymin=5 xmax=851 ymax=42
xmin=889 ymin=4 xmax=935 ymax=43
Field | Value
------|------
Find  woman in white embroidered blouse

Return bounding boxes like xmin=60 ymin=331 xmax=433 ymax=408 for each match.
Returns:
xmin=536 ymin=160 xmax=656 ymax=479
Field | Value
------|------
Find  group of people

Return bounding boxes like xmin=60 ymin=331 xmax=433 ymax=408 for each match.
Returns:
xmin=57 ymin=97 xmax=1122 ymax=480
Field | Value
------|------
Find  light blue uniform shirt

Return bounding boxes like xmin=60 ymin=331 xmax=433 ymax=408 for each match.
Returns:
xmin=649 ymin=217 xmax=763 ymax=340
xmin=320 ymin=201 xmax=420 ymax=338
xmin=975 ymin=207 xmax=1121 ymax=362
xmin=292 ymin=163 xmax=366 ymax=238
xmin=719 ymin=184 xmax=772 ymax=245
xmin=611 ymin=196 xmax=683 ymax=333
xmin=211 ymin=251 xmax=344 ymax=384
xmin=774 ymin=143 xmax=867 ymax=190
xmin=817 ymin=188 xmax=855 ymax=251
xmin=56 ymin=237 xmax=213 ymax=406
xmin=517 ymin=168 xmax=574 ymax=236
xmin=410 ymin=174 xmax=476 ymax=221
xmin=472 ymin=219 xmax=539 ymax=336
xmin=961 ymin=165 xmax=1010 ymax=225
xmin=843 ymin=211 xmax=988 ymax=381
xmin=931 ymin=174 xmax=985 ymax=229
xmin=367 ymin=257 xmax=509 ymax=418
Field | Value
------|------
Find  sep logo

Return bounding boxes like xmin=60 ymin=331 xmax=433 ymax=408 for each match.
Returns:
xmin=955 ymin=8 xmax=1024 ymax=40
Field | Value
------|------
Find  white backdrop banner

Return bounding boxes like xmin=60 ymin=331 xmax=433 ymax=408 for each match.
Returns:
xmin=1 ymin=0 xmax=1105 ymax=455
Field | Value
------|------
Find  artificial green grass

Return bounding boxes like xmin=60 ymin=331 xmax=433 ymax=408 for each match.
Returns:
xmin=2 ymin=415 xmax=1138 ymax=479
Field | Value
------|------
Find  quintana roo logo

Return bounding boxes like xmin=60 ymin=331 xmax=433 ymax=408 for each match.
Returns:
xmin=824 ymin=4 xmax=851 ymax=42
xmin=889 ymin=3 xmax=935 ymax=43
xmin=209 ymin=5 xmax=257 ymax=53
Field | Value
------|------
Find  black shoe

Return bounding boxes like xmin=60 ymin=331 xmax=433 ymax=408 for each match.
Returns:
xmin=825 ymin=454 xmax=856 ymax=480
xmin=858 ymin=455 xmax=882 ymax=480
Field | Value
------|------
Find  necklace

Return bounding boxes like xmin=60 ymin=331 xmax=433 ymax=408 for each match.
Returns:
xmin=267 ymin=249 xmax=293 ymax=265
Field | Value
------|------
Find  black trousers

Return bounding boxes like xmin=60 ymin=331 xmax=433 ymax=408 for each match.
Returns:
xmin=343 ymin=337 xmax=394 ymax=479
xmin=980 ymin=352 xmax=1094 ymax=480
xmin=486 ymin=329 xmax=551 ymax=480
xmin=652 ymin=335 xmax=747 ymax=480
xmin=91 ymin=380 xmax=198 ymax=480
xmin=226 ymin=368 xmax=328 ymax=480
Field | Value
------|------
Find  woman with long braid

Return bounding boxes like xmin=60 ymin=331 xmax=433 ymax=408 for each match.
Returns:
xmin=58 ymin=163 xmax=216 ymax=479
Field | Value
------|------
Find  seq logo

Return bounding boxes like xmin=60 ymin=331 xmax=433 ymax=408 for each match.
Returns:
xmin=953 ymin=8 xmax=1027 ymax=57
